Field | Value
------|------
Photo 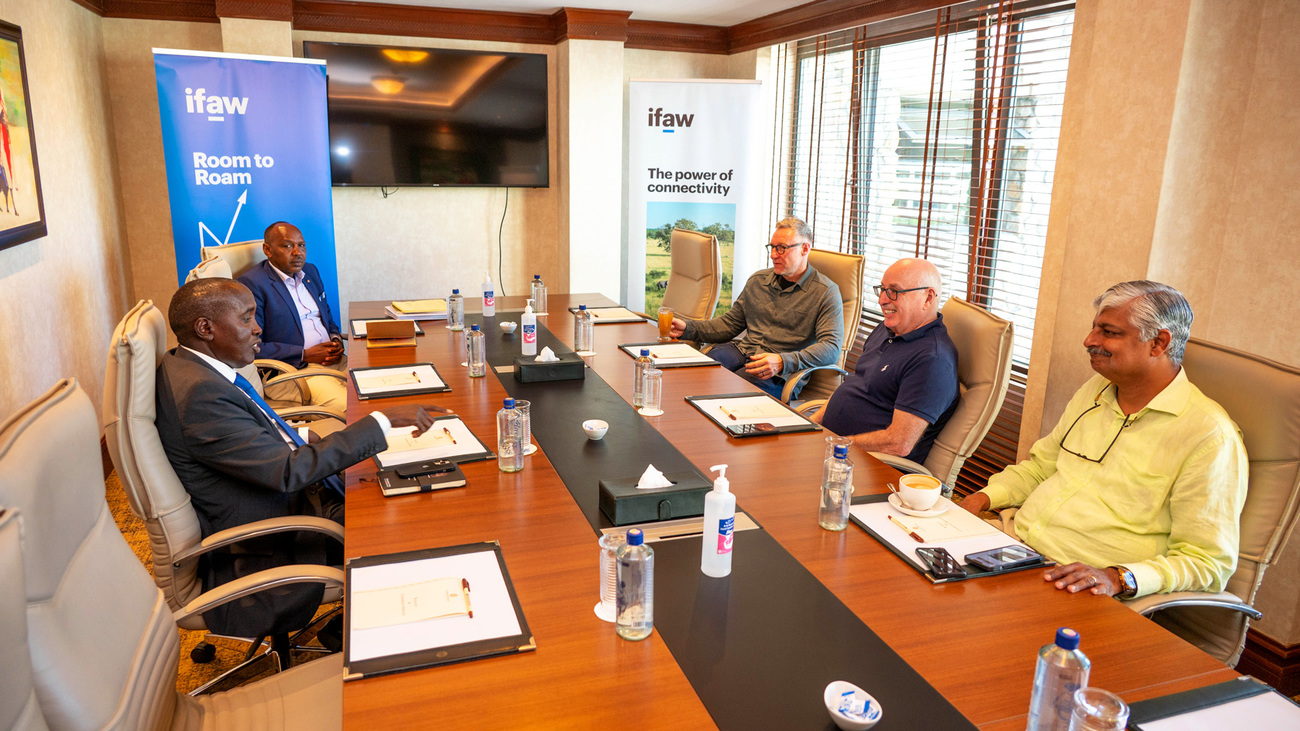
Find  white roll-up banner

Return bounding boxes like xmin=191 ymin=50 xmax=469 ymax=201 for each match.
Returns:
xmin=628 ymin=80 xmax=762 ymax=316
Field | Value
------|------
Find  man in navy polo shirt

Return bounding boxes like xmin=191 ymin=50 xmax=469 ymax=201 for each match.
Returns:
xmin=812 ymin=258 xmax=958 ymax=463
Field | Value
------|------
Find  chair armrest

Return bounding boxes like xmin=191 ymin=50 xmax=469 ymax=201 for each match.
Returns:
xmin=257 ymin=363 xmax=348 ymax=386
xmin=780 ymin=365 xmax=849 ymax=403
xmin=868 ymin=453 xmax=930 ymax=477
xmin=276 ymin=406 xmax=346 ymax=424
xmin=172 ymin=516 xmax=345 ymax=567
xmin=174 ymin=565 xmax=346 ymax=622
xmin=794 ymin=399 xmax=827 ymax=416
xmin=1122 ymin=590 xmax=1261 ymax=620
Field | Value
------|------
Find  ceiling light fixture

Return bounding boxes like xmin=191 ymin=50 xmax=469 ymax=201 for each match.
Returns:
xmin=370 ymin=75 xmax=406 ymax=95
xmin=382 ymin=49 xmax=428 ymax=64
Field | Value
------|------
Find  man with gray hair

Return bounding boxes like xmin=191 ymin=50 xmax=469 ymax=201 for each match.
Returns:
xmin=668 ymin=217 xmax=843 ymax=398
xmin=961 ymin=281 xmax=1247 ymax=601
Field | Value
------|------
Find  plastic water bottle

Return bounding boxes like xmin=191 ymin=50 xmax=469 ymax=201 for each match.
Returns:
xmin=531 ymin=274 xmax=547 ymax=314
xmin=448 ymin=289 xmax=464 ymax=331
xmin=482 ymin=271 xmax=495 ymax=317
xmin=497 ymin=398 xmax=523 ymax=473
xmin=819 ymin=445 xmax=854 ymax=531
xmin=701 ymin=465 xmax=735 ymax=577
xmin=467 ymin=324 xmax=486 ymax=377
xmin=521 ymin=299 xmax=537 ymax=357
xmin=616 ymin=528 xmax=654 ymax=640
xmin=573 ymin=304 xmax=594 ymax=353
xmin=1027 ymin=627 xmax=1091 ymax=731
xmin=633 ymin=348 xmax=653 ymax=407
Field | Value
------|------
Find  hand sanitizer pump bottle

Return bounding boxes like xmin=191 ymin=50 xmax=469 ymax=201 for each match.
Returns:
xmin=482 ymin=272 xmax=495 ymax=317
xmin=521 ymin=299 xmax=537 ymax=356
xmin=701 ymin=464 xmax=736 ymax=577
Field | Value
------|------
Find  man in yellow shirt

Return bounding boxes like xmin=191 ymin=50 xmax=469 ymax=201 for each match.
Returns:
xmin=960 ymin=281 xmax=1247 ymax=599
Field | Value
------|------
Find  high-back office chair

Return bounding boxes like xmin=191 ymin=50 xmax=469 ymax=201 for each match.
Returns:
xmin=1123 ymin=339 xmax=1300 ymax=665
xmin=0 ymin=380 xmax=343 ymax=730
xmin=778 ymin=248 xmax=866 ymax=403
xmin=186 ymin=241 xmax=348 ymax=420
xmin=0 ymin=509 xmax=43 ymax=730
xmin=661 ymin=228 xmax=722 ymax=321
xmin=103 ymin=300 xmax=345 ymax=681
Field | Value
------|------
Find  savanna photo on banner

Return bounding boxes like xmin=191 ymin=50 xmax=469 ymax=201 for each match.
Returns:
xmin=153 ymin=49 xmax=340 ymax=315
xmin=627 ymin=79 xmax=762 ymax=315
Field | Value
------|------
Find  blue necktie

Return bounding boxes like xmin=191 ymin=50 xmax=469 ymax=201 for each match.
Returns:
xmin=233 ymin=373 xmax=345 ymax=497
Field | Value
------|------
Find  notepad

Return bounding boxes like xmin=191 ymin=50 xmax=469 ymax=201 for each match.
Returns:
xmin=350 ymin=577 xmax=472 ymax=630
xmin=391 ymin=299 xmax=447 ymax=314
xmin=373 ymin=417 xmax=493 ymax=468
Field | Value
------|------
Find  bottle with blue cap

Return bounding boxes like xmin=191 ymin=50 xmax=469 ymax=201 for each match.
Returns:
xmin=467 ymin=324 xmax=486 ymax=377
xmin=632 ymin=348 xmax=653 ymax=407
xmin=447 ymin=288 xmax=464 ymax=331
xmin=530 ymin=273 xmax=547 ymax=315
xmin=573 ymin=304 xmax=594 ymax=353
xmin=497 ymin=398 xmax=523 ymax=473
xmin=819 ymin=444 xmax=854 ymax=531
xmin=616 ymin=527 xmax=654 ymax=640
xmin=1027 ymin=627 xmax=1091 ymax=731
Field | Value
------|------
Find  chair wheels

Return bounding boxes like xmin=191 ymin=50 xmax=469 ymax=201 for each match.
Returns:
xmin=190 ymin=641 xmax=217 ymax=664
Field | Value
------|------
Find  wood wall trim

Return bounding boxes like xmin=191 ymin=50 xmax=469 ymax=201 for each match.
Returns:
xmin=551 ymin=8 xmax=631 ymax=43
xmin=215 ymin=0 xmax=292 ymax=21
xmin=1236 ymin=629 xmax=1300 ymax=696
xmin=292 ymin=0 xmax=554 ymax=45
xmin=626 ymin=20 xmax=728 ymax=55
xmin=728 ymin=0 xmax=950 ymax=52
xmin=69 ymin=0 xmax=107 ymax=15
xmin=101 ymin=0 xmax=219 ymax=22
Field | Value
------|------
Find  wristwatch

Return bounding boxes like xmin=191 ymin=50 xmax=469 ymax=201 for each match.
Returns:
xmin=1110 ymin=565 xmax=1138 ymax=599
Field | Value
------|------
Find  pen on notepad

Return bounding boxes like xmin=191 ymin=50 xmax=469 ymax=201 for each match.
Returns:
xmin=412 ymin=370 xmax=421 ymax=383
xmin=720 ymin=406 xmax=738 ymax=420
xmin=887 ymin=514 xmax=925 ymax=543
xmin=442 ymin=427 xmax=457 ymax=444
xmin=462 ymin=578 xmax=473 ymax=619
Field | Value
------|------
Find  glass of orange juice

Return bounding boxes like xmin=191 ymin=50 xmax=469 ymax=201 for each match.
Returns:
xmin=657 ymin=306 xmax=674 ymax=342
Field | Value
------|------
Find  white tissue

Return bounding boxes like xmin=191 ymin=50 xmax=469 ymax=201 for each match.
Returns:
xmin=636 ymin=464 xmax=674 ymax=490
xmin=535 ymin=347 xmax=561 ymax=362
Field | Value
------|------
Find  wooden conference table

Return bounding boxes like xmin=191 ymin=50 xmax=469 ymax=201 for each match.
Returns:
xmin=341 ymin=294 xmax=1237 ymax=729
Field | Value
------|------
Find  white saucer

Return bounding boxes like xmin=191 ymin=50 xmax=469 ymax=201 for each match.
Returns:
xmin=888 ymin=492 xmax=950 ymax=517
xmin=524 ymin=443 xmax=537 ymax=456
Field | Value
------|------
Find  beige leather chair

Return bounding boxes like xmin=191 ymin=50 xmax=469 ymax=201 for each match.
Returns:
xmin=1123 ymin=339 xmax=1300 ymax=665
xmin=185 ymin=241 xmax=348 ymax=419
xmin=103 ymin=300 xmax=345 ymax=681
xmin=779 ymin=248 xmax=866 ymax=402
xmin=660 ymin=228 xmax=722 ymax=321
xmin=0 ymin=508 xmax=45 ymax=731
xmin=0 ymin=380 xmax=342 ymax=730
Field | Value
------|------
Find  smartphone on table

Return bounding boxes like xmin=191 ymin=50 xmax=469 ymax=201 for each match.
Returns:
xmin=964 ymin=544 xmax=1044 ymax=573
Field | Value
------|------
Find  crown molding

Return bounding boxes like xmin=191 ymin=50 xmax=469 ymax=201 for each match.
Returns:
xmin=293 ymin=0 xmax=555 ymax=44
xmin=551 ymin=8 xmax=632 ymax=43
xmin=101 ymin=0 xmax=219 ymax=22
xmin=626 ymin=19 xmax=728 ymax=54
xmin=68 ymin=0 xmax=107 ymax=15
xmin=215 ymin=0 xmax=292 ymax=21
xmin=729 ymin=0 xmax=948 ymax=52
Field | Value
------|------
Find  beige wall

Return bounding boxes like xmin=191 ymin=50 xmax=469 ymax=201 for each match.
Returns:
xmin=0 ymin=0 xmax=129 ymax=421
xmin=1025 ymin=0 xmax=1300 ymax=644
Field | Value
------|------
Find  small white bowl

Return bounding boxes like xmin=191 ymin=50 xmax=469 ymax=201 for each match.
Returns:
xmin=499 ymin=321 xmax=518 ymax=334
xmin=582 ymin=419 xmax=609 ymax=440
xmin=824 ymin=681 xmax=883 ymax=731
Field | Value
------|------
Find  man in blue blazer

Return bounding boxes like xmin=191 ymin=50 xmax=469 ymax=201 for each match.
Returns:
xmin=238 ymin=221 xmax=347 ymax=410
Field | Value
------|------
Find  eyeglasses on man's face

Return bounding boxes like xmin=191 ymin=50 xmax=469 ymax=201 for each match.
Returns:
xmin=765 ymin=241 xmax=806 ymax=255
xmin=873 ymin=285 xmax=929 ymax=301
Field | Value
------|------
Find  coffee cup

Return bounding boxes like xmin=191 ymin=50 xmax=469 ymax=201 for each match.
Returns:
xmin=897 ymin=474 xmax=942 ymax=511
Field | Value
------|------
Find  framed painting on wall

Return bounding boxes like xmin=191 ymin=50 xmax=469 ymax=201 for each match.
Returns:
xmin=0 ymin=20 xmax=45 ymax=252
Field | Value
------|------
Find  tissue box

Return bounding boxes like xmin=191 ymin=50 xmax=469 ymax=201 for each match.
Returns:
xmin=513 ymin=353 xmax=586 ymax=383
xmin=598 ymin=472 xmax=713 ymax=525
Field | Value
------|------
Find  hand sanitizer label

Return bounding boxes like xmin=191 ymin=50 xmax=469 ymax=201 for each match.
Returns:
xmin=483 ymin=291 xmax=495 ymax=306
xmin=717 ymin=517 xmax=734 ymax=553
xmin=523 ymin=324 xmax=536 ymax=343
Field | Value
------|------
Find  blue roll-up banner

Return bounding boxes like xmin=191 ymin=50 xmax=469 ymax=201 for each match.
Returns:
xmin=153 ymin=49 xmax=339 ymax=316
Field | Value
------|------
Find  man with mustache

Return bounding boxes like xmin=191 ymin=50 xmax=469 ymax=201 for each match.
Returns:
xmin=238 ymin=220 xmax=347 ymax=410
xmin=156 ymin=278 xmax=447 ymax=638
xmin=960 ymin=281 xmax=1247 ymax=600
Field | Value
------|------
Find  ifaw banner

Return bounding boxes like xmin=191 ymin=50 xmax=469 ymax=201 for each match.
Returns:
xmin=153 ymin=49 xmax=339 ymax=314
xmin=627 ymin=79 xmax=762 ymax=315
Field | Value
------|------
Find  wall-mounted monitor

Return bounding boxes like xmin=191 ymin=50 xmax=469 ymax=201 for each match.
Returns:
xmin=303 ymin=42 xmax=549 ymax=188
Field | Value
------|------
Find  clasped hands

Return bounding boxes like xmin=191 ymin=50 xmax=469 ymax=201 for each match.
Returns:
xmin=960 ymin=492 xmax=1121 ymax=597
xmin=743 ymin=352 xmax=782 ymax=381
xmin=304 ymin=337 xmax=345 ymax=366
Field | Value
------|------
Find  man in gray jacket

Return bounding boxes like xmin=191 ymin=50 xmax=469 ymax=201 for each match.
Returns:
xmin=670 ymin=217 xmax=843 ymax=398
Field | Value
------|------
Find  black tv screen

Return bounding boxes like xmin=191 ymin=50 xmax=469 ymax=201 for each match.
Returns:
xmin=303 ymin=42 xmax=549 ymax=188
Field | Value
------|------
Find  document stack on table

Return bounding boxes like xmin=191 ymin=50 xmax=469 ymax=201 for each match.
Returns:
xmin=386 ymin=299 xmax=448 ymax=321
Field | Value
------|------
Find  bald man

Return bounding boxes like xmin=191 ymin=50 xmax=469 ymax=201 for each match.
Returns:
xmin=812 ymin=258 xmax=959 ymax=463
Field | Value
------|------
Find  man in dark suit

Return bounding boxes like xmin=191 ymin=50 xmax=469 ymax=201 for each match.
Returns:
xmin=238 ymin=221 xmax=347 ymax=410
xmin=156 ymin=278 xmax=444 ymax=638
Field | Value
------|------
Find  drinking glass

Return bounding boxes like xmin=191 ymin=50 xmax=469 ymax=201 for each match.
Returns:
xmin=594 ymin=531 xmax=626 ymax=622
xmin=1069 ymin=687 xmax=1129 ymax=731
xmin=639 ymin=368 xmax=664 ymax=416
xmin=514 ymin=399 xmax=536 ymax=456
xmin=657 ymin=306 xmax=674 ymax=343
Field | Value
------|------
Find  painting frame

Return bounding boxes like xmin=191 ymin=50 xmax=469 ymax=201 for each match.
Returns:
xmin=0 ymin=20 xmax=45 ymax=252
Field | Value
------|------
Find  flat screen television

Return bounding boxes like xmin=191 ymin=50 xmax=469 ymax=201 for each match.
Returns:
xmin=303 ymin=41 xmax=549 ymax=188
